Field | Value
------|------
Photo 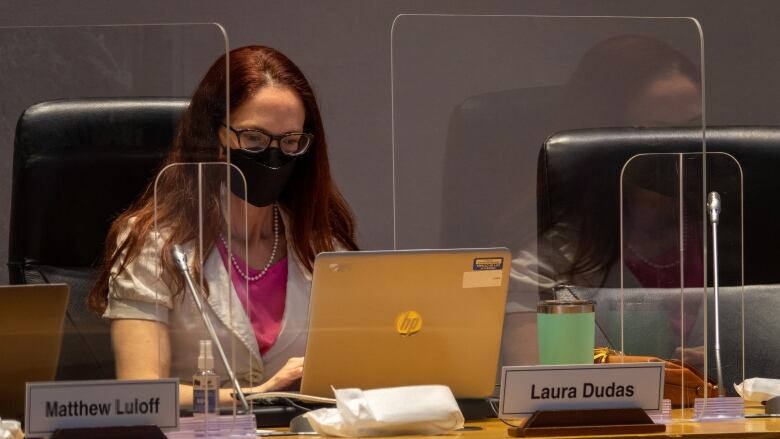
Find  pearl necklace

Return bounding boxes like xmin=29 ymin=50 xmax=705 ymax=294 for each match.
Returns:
xmin=220 ymin=204 xmax=279 ymax=282
xmin=626 ymin=243 xmax=679 ymax=270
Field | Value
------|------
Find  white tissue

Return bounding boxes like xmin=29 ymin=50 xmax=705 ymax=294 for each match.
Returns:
xmin=0 ymin=420 xmax=23 ymax=439
xmin=734 ymin=378 xmax=780 ymax=402
xmin=303 ymin=385 xmax=465 ymax=437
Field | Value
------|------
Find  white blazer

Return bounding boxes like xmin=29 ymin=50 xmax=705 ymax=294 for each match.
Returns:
xmin=104 ymin=211 xmax=313 ymax=387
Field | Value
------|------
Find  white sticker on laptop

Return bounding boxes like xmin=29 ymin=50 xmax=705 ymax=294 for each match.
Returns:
xmin=463 ymin=270 xmax=503 ymax=288
xmin=463 ymin=257 xmax=504 ymax=288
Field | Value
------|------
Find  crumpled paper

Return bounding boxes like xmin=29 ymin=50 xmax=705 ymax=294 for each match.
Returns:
xmin=303 ymin=385 xmax=464 ymax=437
xmin=734 ymin=378 xmax=780 ymax=402
xmin=0 ymin=420 xmax=23 ymax=439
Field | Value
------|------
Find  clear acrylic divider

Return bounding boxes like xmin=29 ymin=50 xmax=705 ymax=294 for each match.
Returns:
xmin=0 ymin=23 xmax=259 ymax=434
xmin=619 ymin=153 xmax=698 ymax=414
xmin=155 ymin=162 xmax=257 ymax=435
xmin=392 ymin=14 xmax=706 ymax=421
xmin=620 ymin=152 xmax=744 ymax=419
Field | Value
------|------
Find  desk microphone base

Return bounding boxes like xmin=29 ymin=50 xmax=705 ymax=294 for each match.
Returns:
xmin=507 ymin=408 xmax=665 ymax=437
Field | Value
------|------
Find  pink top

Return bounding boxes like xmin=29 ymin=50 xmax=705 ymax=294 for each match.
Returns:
xmin=624 ymin=215 xmax=704 ymax=289
xmin=216 ymin=239 xmax=288 ymax=355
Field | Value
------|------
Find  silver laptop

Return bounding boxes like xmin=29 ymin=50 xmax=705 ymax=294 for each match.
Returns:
xmin=300 ymin=248 xmax=510 ymax=398
xmin=0 ymin=283 xmax=69 ymax=422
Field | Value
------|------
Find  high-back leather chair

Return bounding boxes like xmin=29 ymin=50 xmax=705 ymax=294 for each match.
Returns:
xmin=539 ymin=126 xmax=780 ymax=392
xmin=8 ymin=97 xmax=188 ymax=379
xmin=538 ymin=126 xmax=780 ymax=287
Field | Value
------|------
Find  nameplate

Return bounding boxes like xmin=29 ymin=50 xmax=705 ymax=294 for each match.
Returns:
xmin=26 ymin=379 xmax=179 ymax=436
xmin=499 ymin=363 xmax=664 ymax=418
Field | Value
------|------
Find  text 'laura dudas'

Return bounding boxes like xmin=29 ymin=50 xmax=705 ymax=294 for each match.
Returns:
xmin=531 ymin=383 xmax=635 ymax=399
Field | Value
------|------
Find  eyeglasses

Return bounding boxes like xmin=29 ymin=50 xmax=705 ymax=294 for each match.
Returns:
xmin=223 ymin=124 xmax=313 ymax=156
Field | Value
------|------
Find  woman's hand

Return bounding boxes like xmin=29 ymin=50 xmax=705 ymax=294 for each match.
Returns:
xmin=262 ymin=357 xmax=304 ymax=392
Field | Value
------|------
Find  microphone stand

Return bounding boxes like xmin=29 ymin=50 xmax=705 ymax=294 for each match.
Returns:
xmin=707 ymin=192 xmax=726 ymax=397
xmin=172 ymin=244 xmax=251 ymax=413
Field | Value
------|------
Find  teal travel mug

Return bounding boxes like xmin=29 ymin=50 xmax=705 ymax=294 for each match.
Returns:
xmin=537 ymin=300 xmax=596 ymax=365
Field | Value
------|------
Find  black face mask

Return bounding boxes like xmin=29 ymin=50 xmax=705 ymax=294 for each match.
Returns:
xmin=228 ymin=148 xmax=297 ymax=207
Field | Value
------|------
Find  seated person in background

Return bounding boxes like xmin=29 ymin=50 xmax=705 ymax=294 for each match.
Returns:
xmin=506 ymin=35 xmax=704 ymax=365
xmin=87 ymin=45 xmax=359 ymax=406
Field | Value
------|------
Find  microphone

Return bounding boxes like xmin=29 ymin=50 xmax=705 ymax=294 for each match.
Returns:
xmin=172 ymin=244 xmax=251 ymax=413
xmin=708 ymin=192 xmax=721 ymax=225
xmin=707 ymin=191 xmax=726 ymax=397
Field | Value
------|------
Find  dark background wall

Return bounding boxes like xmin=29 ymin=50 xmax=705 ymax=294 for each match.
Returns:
xmin=1 ymin=0 xmax=779 ymax=284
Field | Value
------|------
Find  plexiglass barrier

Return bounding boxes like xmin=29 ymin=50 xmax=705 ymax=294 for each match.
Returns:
xmin=0 ymin=23 xmax=241 ymax=428
xmin=618 ymin=153 xmax=744 ymax=415
xmin=392 ymin=15 xmax=707 ymax=419
xmin=154 ymin=163 xmax=260 ymax=427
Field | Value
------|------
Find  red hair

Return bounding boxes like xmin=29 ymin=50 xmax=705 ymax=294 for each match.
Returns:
xmin=88 ymin=46 xmax=358 ymax=312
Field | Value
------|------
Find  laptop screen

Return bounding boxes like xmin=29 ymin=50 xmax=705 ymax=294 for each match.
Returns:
xmin=0 ymin=283 xmax=69 ymax=422
xmin=300 ymin=248 xmax=510 ymax=398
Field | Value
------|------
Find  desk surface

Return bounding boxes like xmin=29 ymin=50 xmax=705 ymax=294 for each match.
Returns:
xmin=295 ymin=403 xmax=780 ymax=438
xmin=466 ymin=416 xmax=780 ymax=438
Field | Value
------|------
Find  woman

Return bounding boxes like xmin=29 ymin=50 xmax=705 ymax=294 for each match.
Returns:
xmin=513 ymin=35 xmax=704 ymax=294
xmin=88 ymin=46 xmax=359 ymax=405
xmin=505 ymin=35 xmax=704 ymax=365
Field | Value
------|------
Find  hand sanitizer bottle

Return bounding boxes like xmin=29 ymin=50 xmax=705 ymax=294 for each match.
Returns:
xmin=193 ymin=339 xmax=219 ymax=418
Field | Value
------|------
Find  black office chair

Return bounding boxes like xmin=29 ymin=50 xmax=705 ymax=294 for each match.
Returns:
xmin=8 ymin=97 xmax=188 ymax=380
xmin=538 ymin=126 xmax=780 ymax=286
xmin=538 ymin=126 xmax=780 ymax=392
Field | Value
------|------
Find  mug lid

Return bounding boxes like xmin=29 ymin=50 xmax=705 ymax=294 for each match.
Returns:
xmin=537 ymin=299 xmax=595 ymax=314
